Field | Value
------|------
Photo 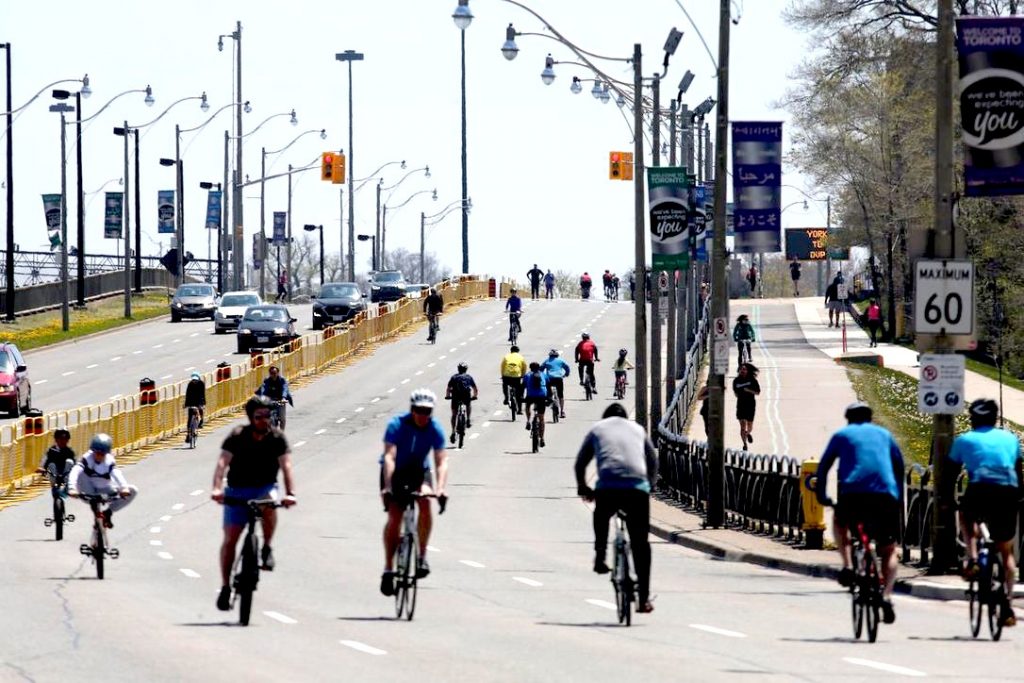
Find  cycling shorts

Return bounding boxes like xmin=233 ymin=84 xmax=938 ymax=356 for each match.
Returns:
xmin=961 ymin=482 xmax=1019 ymax=543
xmin=835 ymin=492 xmax=900 ymax=546
xmin=450 ymin=397 xmax=472 ymax=412
xmin=524 ymin=396 xmax=548 ymax=412
xmin=223 ymin=484 xmax=277 ymax=527
xmin=380 ymin=465 xmax=434 ymax=509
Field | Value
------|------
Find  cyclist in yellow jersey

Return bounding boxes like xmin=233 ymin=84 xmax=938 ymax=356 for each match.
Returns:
xmin=500 ymin=345 xmax=527 ymax=415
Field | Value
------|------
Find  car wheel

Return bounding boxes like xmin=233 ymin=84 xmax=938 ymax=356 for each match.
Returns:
xmin=171 ymin=312 xmax=181 ymax=323
xmin=237 ymin=342 xmax=248 ymax=354
xmin=312 ymin=321 xmax=322 ymax=331
xmin=22 ymin=391 xmax=31 ymax=414
xmin=9 ymin=397 xmax=19 ymax=419
xmin=214 ymin=327 xmax=225 ymax=335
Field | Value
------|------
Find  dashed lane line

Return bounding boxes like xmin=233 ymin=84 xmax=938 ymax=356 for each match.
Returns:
xmin=172 ymin=503 xmax=185 ymax=510
xmin=152 ymin=344 xmax=164 ymax=349
xmin=61 ymin=371 xmax=75 ymax=377
xmin=513 ymin=577 xmax=543 ymax=587
xmin=161 ymin=374 xmax=173 ymax=380
xmin=150 ymin=540 xmax=163 ymax=546
xmin=179 ymin=568 xmax=200 ymax=579
xmin=459 ymin=560 xmax=486 ymax=568
xmin=585 ymin=599 xmax=617 ymax=610
xmin=415 ymin=371 xmax=424 ymax=376
xmin=388 ymin=388 xmax=396 ymax=393
xmin=293 ymin=441 xmax=307 ymax=448
xmin=190 ymin=333 xmax=199 ymax=338
xmin=842 ymin=658 xmax=926 ymax=678
xmin=371 ymin=397 xmax=381 ymax=403
xmin=340 ymin=640 xmax=387 ymax=656
xmin=190 ymin=489 xmax=203 ymax=496
xmin=86 ymin=364 xmax=98 ymax=369
xmin=315 ymin=429 xmax=326 ymax=435
xmin=36 ymin=379 xmax=48 ymax=385
xmin=401 ymin=379 xmax=410 ymax=384
xmin=427 ymin=363 xmax=436 ymax=368
xmin=110 ymin=357 xmax=122 ymax=362
xmin=689 ymin=624 xmax=747 ymax=638
xmin=159 ymin=515 xmax=172 ymax=522
xmin=438 ymin=355 xmax=447 ymax=361
xmin=469 ymin=434 xmax=480 ymax=440
xmin=427 ymin=545 xmax=441 ymax=552
xmin=132 ymin=350 xmax=143 ymax=355
xmin=149 ymin=526 xmax=161 ymax=533
xmin=448 ymin=348 xmax=457 ymax=353
xmin=355 ymin=407 xmax=365 ymax=413
xmin=482 ymin=421 xmax=491 ymax=428
xmin=336 ymin=417 xmax=347 ymax=424
xmin=157 ymin=551 xmax=173 ymax=560
xmin=264 ymin=611 xmax=298 ymax=624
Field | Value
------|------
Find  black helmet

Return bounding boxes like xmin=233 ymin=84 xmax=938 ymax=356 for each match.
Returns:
xmin=245 ymin=395 xmax=271 ymax=419
xmin=549 ymin=348 xmax=559 ymax=357
xmin=618 ymin=348 xmax=628 ymax=356
xmin=457 ymin=362 xmax=468 ymax=373
xmin=968 ymin=398 xmax=999 ymax=427
xmin=844 ymin=401 xmax=873 ymax=424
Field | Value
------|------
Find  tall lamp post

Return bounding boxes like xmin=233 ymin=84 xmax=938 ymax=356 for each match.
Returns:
xmin=452 ymin=0 xmax=473 ymax=273
xmin=218 ymin=22 xmax=246 ymax=294
xmin=421 ymin=198 xmax=471 ymax=283
xmin=303 ymin=224 xmax=325 ymax=286
xmin=381 ymin=188 xmax=437 ymax=270
xmin=336 ymin=49 xmax=364 ymax=280
xmin=199 ymin=181 xmax=222 ymax=285
xmin=378 ymin=165 xmax=430 ymax=266
xmin=48 ymin=100 xmax=75 ymax=332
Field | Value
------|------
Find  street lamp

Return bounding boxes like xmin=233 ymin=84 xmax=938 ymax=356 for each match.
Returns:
xmin=48 ymin=100 xmax=75 ymax=332
xmin=158 ymin=156 xmax=184 ymax=287
xmin=452 ymin=0 xmax=472 ymax=273
xmin=304 ymin=224 xmax=325 ymax=287
xmin=336 ymin=49 xmax=365 ymax=281
xmin=421 ymin=198 xmax=471 ymax=283
xmin=378 ymin=165 xmax=430 ymax=270
xmin=381 ymin=188 xmax=437 ymax=270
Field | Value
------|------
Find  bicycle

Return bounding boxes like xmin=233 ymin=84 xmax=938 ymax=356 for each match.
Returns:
xmin=966 ymin=520 xmax=1008 ymax=641
xmin=77 ymin=493 xmax=120 ymax=580
xmin=505 ymin=382 xmax=519 ymax=422
xmin=392 ymin=492 xmax=441 ymax=621
xmin=454 ymin=397 xmax=476 ymax=449
xmin=508 ymin=312 xmax=521 ymax=345
xmin=612 ymin=511 xmax=635 ymax=626
xmin=186 ymin=406 xmax=201 ymax=449
xmin=614 ymin=373 xmax=627 ymax=400
xmin=222 ymin=496 xmax=287 ymax=626
xmin=549 ymin=385 xmax=561 ymax=424
xmin=580 ymin=364 xmax=597 ymax=401
xmin=849 ymin=521 xmax=883 ymax=643
xmin=270 ymin=400 xmax=286 ymax=430
xmin=427 ymin=314 xmax=440 ymax=344
xmin=529 ymin=409 xmax=542 ymax=453
xmin=43 ymin=466 xmax=74 ymax=542
xmin=737 ymin=339 xmax=752 ymax=368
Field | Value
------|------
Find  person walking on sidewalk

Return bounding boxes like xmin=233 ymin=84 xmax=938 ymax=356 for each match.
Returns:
xmin=574 ymin=402 xmax=658 ymax=614
xmin=815 ymin=402 xmax=904 ymax=625
xmin=824 ymin=275 xmax=844 ymax=327
xmin=789 ymin=257 xmax=801 ymax=296
xmin=732 ymin=363 xmax=760 ymax=450
xmin=951 ymin=398 xmax=1022 ymax=627
xmin=865 ymin=299 xmax=882 ymax=347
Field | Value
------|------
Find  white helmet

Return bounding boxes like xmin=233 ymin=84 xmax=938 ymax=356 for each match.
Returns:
xmin=409 ymin=388 xmax=436 ymax=409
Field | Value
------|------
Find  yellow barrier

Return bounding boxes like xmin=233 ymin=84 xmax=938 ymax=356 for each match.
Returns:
xmin=0 ymin=275 xmax=495 ymax=497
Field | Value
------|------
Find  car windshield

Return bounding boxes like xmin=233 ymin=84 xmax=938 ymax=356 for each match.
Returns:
xmin=178 ymin=286 xmax=214 ymax=297
xmin=0 ymin=353 xmax=12 ymax=373
xmin=220 ymin=294 xmax=260 ymax=307
xmin=321 ymin=284 xmax=359 ymax=298
xmin=244 ymin=307 xmax=288 ymax=323
xmin=374 ymin=272 xmax=403 ymax=283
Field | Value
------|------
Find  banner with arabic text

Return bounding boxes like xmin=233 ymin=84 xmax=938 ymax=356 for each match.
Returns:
xmin=732 ymin=121 xmax=782 ymax=254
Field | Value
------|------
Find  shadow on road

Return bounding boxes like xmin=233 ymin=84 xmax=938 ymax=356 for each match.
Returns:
xmin=536 ymin=620 xmax=633 ymax=629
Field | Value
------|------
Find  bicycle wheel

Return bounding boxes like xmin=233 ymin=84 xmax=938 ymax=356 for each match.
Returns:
xmin=457 ymin=411 xmax=466 ymax=449
xmin=54 ymin=497 xmax=64 ymax=542
xmin=394 ymin=533 xmax=412 ymax=618
xmin=851 ymin=551 xmax=864 ymax=639
xmin=863 ymin=553 xmax=880 ymax=643
xmin=404 ymin=539 xmax=419 ymax=621
xmin=968 ymin=579 xmax=983 ymax=638
xmin=988 ymin=555 xmax=1005 ymax=641
xmin=531 ymin=418 xmax=539 ymax=453
xmin=94 ymin=524 xmax=105 ymax=581
xmin=189 ymin=419 xmax=197 ymax=449
xmin=616 ymin=541 xmax=633 ymax=626
xmin=509 ymin=393 xmax=518 ymax=422
xmin=551 ymin=392 xmax=559 ymax=423
xmin=584 ymin=380 xmax=593 ymax=401
xmin=238 ymin=534 xmax=258 ymax=626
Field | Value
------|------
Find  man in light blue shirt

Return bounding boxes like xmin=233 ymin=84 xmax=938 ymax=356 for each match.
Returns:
xmin=541 ymin=349 xmax=571 ymax=419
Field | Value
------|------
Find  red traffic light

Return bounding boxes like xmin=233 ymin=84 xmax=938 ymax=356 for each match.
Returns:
xmin=324 ymin=154 xmax=333 ymax=164
xmin=611 ymin=152 xmax=620 ymax=162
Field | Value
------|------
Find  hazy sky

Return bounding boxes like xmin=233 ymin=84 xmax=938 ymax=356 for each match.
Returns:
xmin=1 ymin=0 xmax=827 ymax=281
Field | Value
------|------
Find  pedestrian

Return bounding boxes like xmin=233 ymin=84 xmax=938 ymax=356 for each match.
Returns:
xmin=526 ymin=264 xmax=544 ymax=300
xmin=789 ymin=257 xmax=801 ymax=296
xmin=865 ymin=298 xmax=882 ymax=347
xmin=824 ymin=275 xmax=844 ymax=327
xmin=747 ymin=264 xmax=757 ymax=297
xmin=628 ymin=271 xmax=636 ymax=301
xmin=732 ymin=363 xmax=760 ymax=450
xmin=544 ymin=270 xmax=555 ymax=299
xmin=697 ymin=384 xmax=710 ymax=437
xmin=276 ymin=268 xmax=288 ymax=303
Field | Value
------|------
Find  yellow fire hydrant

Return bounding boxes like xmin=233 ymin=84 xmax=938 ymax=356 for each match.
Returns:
xmin=801 ymin=458 xmax=826 ymax=549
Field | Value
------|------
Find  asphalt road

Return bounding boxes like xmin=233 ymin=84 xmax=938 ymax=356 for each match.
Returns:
xmin=0 ymin=298 xmax=1020 ymax=682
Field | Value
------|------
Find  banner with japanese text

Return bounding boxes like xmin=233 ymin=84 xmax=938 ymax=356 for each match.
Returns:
xmin=647 ymin=166 xmax=690 ymax=271
xmin=732 ymin=121 xmax=782 ymax=254
xmin=104 ymin=192 xmax=124 ymax=239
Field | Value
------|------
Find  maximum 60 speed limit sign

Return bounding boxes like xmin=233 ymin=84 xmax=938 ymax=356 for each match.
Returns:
xmin=914 ymin=259 xmax=974 ymax=336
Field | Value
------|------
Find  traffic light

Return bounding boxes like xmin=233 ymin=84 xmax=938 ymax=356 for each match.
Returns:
xmin=332 ymin=153 xmax=346 ymax=184
xmin=621 ymin=152 xmax=634 ymax=181
xmin=321 ymin=152 xmax=335 ymax=182
xmin=609 ymin=151 xmax=622 ymax=180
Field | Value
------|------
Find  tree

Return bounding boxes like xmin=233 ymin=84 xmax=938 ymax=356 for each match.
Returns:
xmin=379 ymin=248 xmax=451 ymax=287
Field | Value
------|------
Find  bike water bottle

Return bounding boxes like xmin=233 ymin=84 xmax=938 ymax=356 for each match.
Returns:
xmin=979 ymin=547 xmax=989 ymax=570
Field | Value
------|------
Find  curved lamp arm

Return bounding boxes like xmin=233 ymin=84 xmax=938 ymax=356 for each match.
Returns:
xmin=502 ymin=2 xmax=631 ymax=63
xmin=130 ymin=93 xmax=207 ymax=130
xmin=79 ymin=87 xmax=151 ymax=124
xmin=264 ymin=128 xmax=324 ymax=156
xmin=354 ymin=160 xmax=407 ymax=192
xmin=386 ymin=188 xmax=438 ymax=212
xmin=382 ymin=165 xmax=430 ymax=194
xmin=424 ymin=198 xmax=471 ymax=223
xmin=241 ymin=109 xmax=297 ymax=139
xmin=182 ymin=101 xmax=244 ymax=134
xmin=2 ymin=76 xmax=87 ymax=116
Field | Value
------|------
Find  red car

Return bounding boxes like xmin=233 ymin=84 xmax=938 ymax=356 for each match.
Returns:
xmin=0 ymin=343 xmax=31 ymax=417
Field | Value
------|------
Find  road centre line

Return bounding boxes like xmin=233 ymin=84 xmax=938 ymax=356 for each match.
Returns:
xmin=482 ymin=421 xmax=491 ymax=428
xmin=61 ymin=371 xmax=75 ymax=377
xmin=172 ymin=503 xmax=185 ymax=510
xmin=842 ymin=658 xmax=926 ymax=678
xmin=36 ymin=379 xmax=48 ymax=385
xmin=190 ymin=333 xmax=199 ymax=337
xmin=336 ymin=417 xmax=347 ymax=424
xmin=438 ymin=355 xmax=446 ymax=360
xmin=388 ymin=388 xmax=396 ymax=393
xmin=184 ymin=366 xmax=196 ymax=372
xmin=315 ymin=429 xmax=326 ymax=435
xmin=689 ymin=624 xmax=747 ymax=638
xmin=161 ymin=374 xmax=173 ymax=380
xmin=159 ymin=515 xmax=172 ymax=522
xmin=513 ymin=577 xmax=543 ymax=587
xmin=132 ymin=350 xmax=142 ymax=355
xmin=339 ymin=640 xmax=387 ymax=656
xmin=493 ymin=410 xmax=503 ymax=416
xmin=371 ymin=397 xmax=380 ymax=403
xmin=179 ymin=568 xmax=200 ymax=578
xmin=204 ymin=358 xmax=216 ymax=364
xmin=157 ymin=551 xmax=173 ymax=560
xmin=401 ymin=379 xmax=410 ymax=384
xmin=415 ymin=371 xmax=424 ymax=376
xmin=427 ymin=363 xmax=436 ymax=368
xmin=449 ymin=348 xmax=457 ymax=352
xmin=110 ymin=357 xmax=122 ymax=362
xmin=150 ymin=527 xmax=162 ymax=533
xmin=427 ymin=545 xmax=441 ymax=552
xmin=86 ymin=364 xmax=98 ymax=369
xmin=293 ymin=441 xmax=307 ymax=448
xmin=190 ymin=489 xmax=203 ymax=496
xmin=109 ymin=395 xmax=121 ymax=400
xmin=150 ymin=540 xmax=163 ymax=546
xmin=469 ymin=434 xmax=480 ymax=439
xmin=459 ymin=560 xmax=486 ymax=568
xmin=152 ymin=344 xmax=164 ymax=349
xmin=355 ymin=407 xmax=365 ymax=413
xmin=585 ymin=599 xmax=617 ymax=610
xmin=172 ymin=339 xmax=180 ymax=343
xmin=263 ymin=611 xmax=298 ymax=624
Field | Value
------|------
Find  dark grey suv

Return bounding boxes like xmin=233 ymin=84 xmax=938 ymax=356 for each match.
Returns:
xmin=312 ymin=282 xmax=366 ymax=330
xmin=368 ymin=270 xmax=407 ymax=303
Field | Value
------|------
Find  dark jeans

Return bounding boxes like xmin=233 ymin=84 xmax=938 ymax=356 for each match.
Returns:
xmin=545 ymin=284 xmax=554 ymax=299
xmin=530 ymin=282 xmax=540 ymax=299
xmin=868 ymin=319 xmax=880 ymax=345
xmin=594 ymin=489 xmax=651 ymax=602
xmin=577 ymin=360 xmax=595 ymax=386
xmin=501 ymin=376 xmax=524 ymax=408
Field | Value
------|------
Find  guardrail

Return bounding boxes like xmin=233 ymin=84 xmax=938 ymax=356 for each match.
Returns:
xmin=0 ymin=274 xmax=501 ymax=497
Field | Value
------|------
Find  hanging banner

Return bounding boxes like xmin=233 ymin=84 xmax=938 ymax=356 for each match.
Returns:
xmin=732 ymin=121 xmax=782 ymax=254
xmin=957 ymin=17 xmax=1024 ymax=196
xmin=252 ymin=233 xmax=263 ymax=270
xmin=205 ymin=190 xmax=222 ymax=230
xmin=104 ymin=192 xmax=124 ymax=239
xmin=692 ymin=184 xmax=708 ymax=262
xmin=41 ymin=194 xmax=62 ymax=250
xmin=647 ymin=166 xmax=690 ymax=271
xmin=272 ymin=211 xmax=287 ymax=245
xmin=157 ymin=190 xmax=175 ymax=234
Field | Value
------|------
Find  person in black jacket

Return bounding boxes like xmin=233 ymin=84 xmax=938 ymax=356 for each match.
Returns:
xmin=37 ymin=428 xmax=76 ymax=488
xmin=183 ymin=372 xmax=207 ymax=436
xmin=526 ymin=264 xmax=544 ymax=299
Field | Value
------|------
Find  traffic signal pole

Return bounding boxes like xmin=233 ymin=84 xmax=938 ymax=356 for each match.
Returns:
xmin=632 ymin=43 xmax=649 ymax=431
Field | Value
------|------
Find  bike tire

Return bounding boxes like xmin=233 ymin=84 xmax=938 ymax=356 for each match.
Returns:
xmin=865 ymin=592 xmax=879 ymax=643
xmin=551 ymin=395 xmax=559 ymax=423
xmin=864 ymin=554 xmax=880 ymax=643
xmin=618 ymin=542 xmax=633 ymax=627
xmin=54 ymin=497 xmax=64 ymax=542
xmin=238 ymin=534 xmax=258 ymax=626
xmin=94 ymin=525 xmax=105 ymax=581
xmin=531 ymin=421 xmax=539 ymax=453
xmin=510 ymin=395 xmax=517 ymax=422
xmin=395 ymin=534 xmax=411 ymax=619
xmin=968 ymin=580 xmax=983 ymax=638
xmin=584 ymin=381 xmax=593 ymax=401
xmin=989 ymin=556 xmax=1005 ymax=641
xmin=457 ymin=413 xmax=466 ymax=449
xmin=405 ymin=539 xmax=419 ymax=621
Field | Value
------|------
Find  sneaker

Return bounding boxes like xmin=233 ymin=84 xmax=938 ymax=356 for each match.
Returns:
xmin=637 ymin=600 xmax=655 ymax=614
xmin=1001 ymin=604 xmax=1017 ymax=627
xmin=449 ymin=433 xmax=456 ymax=444
xmin=416 ymin=557 xmax=431 ymax=579
xmin=216 ymin=585 xmax=232 ymax=611
xmin=742 ymin=443 xmax=748 ymax=451
xmin=962 ymin=560 xmax=980 ymax=580
xmin=525 ymin=422 xmax=531 ymax=431
xmin=881 ymin=599 xmax=896 ymax=624
xmin=503 ymin=398 xmax=508 ymax=405
xmin=837 ymin=567 xmax=855 ymax=588
xmin=261 ymin=545 xmax=275 ymax=571
xmin=380 ymin=571 xmax=395 ymax=596
xmin=593 ymin=559 xmax=610 ymax=575
xmin=746 ymin=432 xmax=753 ymax=444
xmin=466 ymin=421 xmax=472 ymax=429
xmin=102 ymin=509 xmax=113 ymax=529
xmin=560 ymin=412 xmax=566 ymax=419
xmin=540 ymin=439 xmax=545 ymax=448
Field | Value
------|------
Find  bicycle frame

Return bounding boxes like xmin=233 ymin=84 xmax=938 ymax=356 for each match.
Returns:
xmin=850 ymin=522 xmax=882 ymax=642
xmin=613 ymin=511 xmax=634 ymax=626
xmin=967 ymin=520 xmax=1007 ymax=641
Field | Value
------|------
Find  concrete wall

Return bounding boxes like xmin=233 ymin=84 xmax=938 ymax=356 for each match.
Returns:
xmin=0 ymin=269 xmax=177 ymax=316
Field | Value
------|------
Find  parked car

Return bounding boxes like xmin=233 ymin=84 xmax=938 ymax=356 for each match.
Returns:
xmin=214 ymin=291 xmax=262 ymax=334
xmin=404 ymin=283 xmax=429 ymax=298
xmin=0 ymin=342 xmax=31 ymax=417
xmin=170 ymin=283 xmax=218 ymax=322
xmin=312 ymin=282 xmax=366 ymax=330
xmin=236 ymin=305 xmax=298 ymax=354
xmin=368 ymin=270 xmax=407 ymax=303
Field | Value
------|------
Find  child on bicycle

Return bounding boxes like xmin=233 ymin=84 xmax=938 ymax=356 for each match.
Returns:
xmin=612 ymin=349 xmax=634 ymax=394
xmin=733 ymin=314 xmax=756 ymax=368
xmin=37 ymin=428 xmax=76 ymax=489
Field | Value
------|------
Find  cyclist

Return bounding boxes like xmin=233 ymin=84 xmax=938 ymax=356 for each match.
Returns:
xmin=67 ymin=433 xmax=137 ymax=529
xmin=574 ymin=331 xmax=600 ymax=392
xmin=380 ymin=389 xmax=449 ymax=596
xmin=255 ymin=366 xmax=294 ymax=430
xmin=733 ymin=362 xmax=760 ymax=450
xmin=613 ymin=348 xmax=634 ymax=393
xmin=542 ymin=349 xmax=571 ymax=419
xmin=505 ymin=288 xmax=523 ymax=341
xmin=500 ymin=345 xmax=527 ymax=414
xmin=37 ymin=428 xmax=75 ymax=489
xmin=445 ymin=362 xmax=478 ymax=443
xmin=733 ymin=314 xmax=756 ymax=368
xmin=210 ymin=395 xmax=297 ymax=611
xmin=575 ymin=403 xmax=658 ymax=614
xmin=815 ymin=402 xmax=904 ymax=625
xmin=611 ymin=273 xmax=620 ymax=300
xmin=951 ymin=398 xmax=1022 ymax=627
xmin=523 ymin=362 xmax=549 ymax=447
xmin=628 ymin=271 xmax=636 ymax=301
xmin=544 ymin=270 xmax=556 ymax=299
xmin=526 ymin=264 xmax=544 ymax=300
xmin=423 ymin=287 xmax=444 ymax=337
xmin=183 ymin=371 xmax=206 ymax=441
xmin=602 ymin=270 xmax=613 ymax=299
xmin=580 ymin=272 xmax=593 ymax=299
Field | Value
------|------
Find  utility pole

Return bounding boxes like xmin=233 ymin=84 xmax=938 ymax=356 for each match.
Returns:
xmin=232 ymin=21 xmax=244 ymax=291
xmin=666 ymin=99 xmax=678 ymax=407
xmin=707 ymin=0 xmax=732 ymax=528
xmin=632 ymin=43 xmax=648 ymax=430
xmin=650 ymin=76 xmax=663 ymax=435
xmin=287 ymin=163 xmax=293 ymax=301
xmin=75 ymin=91 xmax=85 ymax=307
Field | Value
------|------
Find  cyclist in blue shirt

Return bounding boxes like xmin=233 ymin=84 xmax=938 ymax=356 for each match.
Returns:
xmin=951 ymin=398 xmax=1022 ymax=627
xmin=505 ymin=288 xmax=523 ymax=340
xmin=379 ymin=389 xmax=449 ymax=597
xmin=542 ymin=349 xmax=571 ymax=419
xmin=522 ymin=362 xmax=549 ymax=447
xmin=816 ymin=402 xmax=904 ymax=625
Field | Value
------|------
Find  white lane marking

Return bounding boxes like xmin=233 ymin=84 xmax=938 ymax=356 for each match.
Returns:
xmin=339 ymin=640 xmax=387 ymax=656
xmin=493 ymin=410 xmax=503 ymax=416
xmin=459 ymin=341 xmax=467 ymax=346
xmin=438 ymin=355 xmax=447 ymax=360
xmin=486 ymin=326 xmax=493 ymax=330
xmin=86 ymin=363 xmax=99 ymax=369
xmin=449 ymin=347 xmax=458 ymax=352
xmin=150 ymin=526 xmax=161 ymax=533
xmin=172 ymin=503 xmax=185 ymax=510
xmin=205 ymin=358 xmax=216 ymax=364
xmin=110 ymin=356 xmax=122 ymax=362
xmin=157 ymin=551 xmax=173 ymax=560
xmin=190 ymin=489 xmax=203 ymax=496
xmin=415 ymin=370 xmax=424 ymax=376
xmin=179 ymin=568 xmax=200 ymax=578
xmin=132 ymin=350 xmax=142 ymax=355
xmin=563 ymin=344 xmax=571 ymax=349
xmin=315 ymin=429 xmax=326 ymax=435
xmin=842 ymin=658 xmax=927 ymax=678
xmin=401 ymin=378 xmax=410 ymax=384
xmin=355 ymin=407 xmax=365 ymax=413
xmin=689 ymin=624 xmax=747 ymax=638
xmin=586 ymin=599 xmax=617 ymax=610
xmin=469 ymin=433 xmax=480 ymax=440
xmin=184 ymin=366 xmax=196 ymax=372
xmin=161 ymin=374 xmax=173 ymax=380
xmin=61 ymin=371 xmax=75 ymax=377
xmin=513 ymin=577 xmax=543 ymax=587
xmin=190 ymin=333 xmax=199 ymax=338
xmin=459 ymin=560 xmax=486 ymax=568
xmin=371 ymin=397 xmax=380 ymax=403
xmin=387 ymin=388 xmax=396 ymax=393
xmin=293 ymin=441 xmax=307 ymax=448
xmin=427 ymin=362 xmax=436 ymax=368
xmin=427 ymin=545 xmax=441 ymax=552
xmin=149 ymin=540 xmax=163 ymax=546
xmin=482 ymin=421 xmax=491 ymax=428
xmin=172 ymin=339 xmax=181 ymax=343
xmin=336 ymin=417 xmax=347 ymax=424
xmin=159 ymin=515 xmax=172 ymax=522
xmin=152 ymin=344 xmax=164 ymax=349
xmin=263 ymin=611 xmax=298 ymax=624
xmin=36 ymin=379 xmax=48 ymax=385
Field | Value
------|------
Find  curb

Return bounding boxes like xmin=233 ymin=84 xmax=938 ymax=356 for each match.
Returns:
xmin=22 ymin=312 xmax=172 ymax=355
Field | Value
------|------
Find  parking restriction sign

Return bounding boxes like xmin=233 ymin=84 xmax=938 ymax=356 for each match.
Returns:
xmin=918 ymin=353 xmax=965 ymax=414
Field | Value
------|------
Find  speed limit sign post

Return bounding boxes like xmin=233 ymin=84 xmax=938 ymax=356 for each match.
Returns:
xmin=914 ymin=259 xmax=974 ymax=349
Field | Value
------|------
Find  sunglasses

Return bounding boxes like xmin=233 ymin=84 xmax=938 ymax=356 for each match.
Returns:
xmin=411 ymin=407 xmax=432 ymax=416
xmin=253 ymin=411 xmax=272 ymax=420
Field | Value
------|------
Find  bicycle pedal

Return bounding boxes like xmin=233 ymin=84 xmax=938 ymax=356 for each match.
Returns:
xmin=44 ymin=518 xmax=53 ymax=527
xmin=79 ymin=544 xmax=92 ymax=556
xmin=66 ymin=514 xmax=75 ymax=523
xmin=107 ymin=548 xmax=120 ymax=559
